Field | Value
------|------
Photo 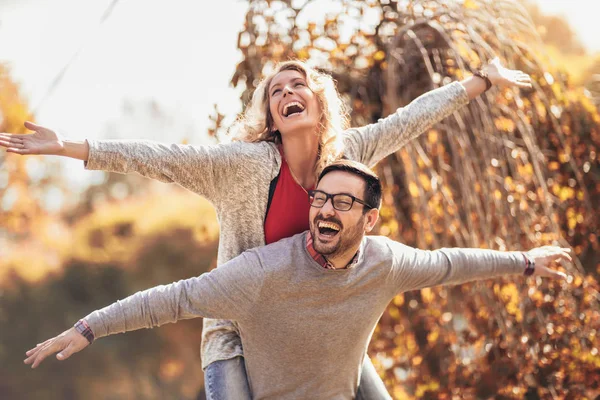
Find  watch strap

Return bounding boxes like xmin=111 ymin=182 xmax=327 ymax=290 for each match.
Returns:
xmin=74 ymin=319 xmax=95 ymax=344
xmin=522 ymin=253 xmax=536 ymax=276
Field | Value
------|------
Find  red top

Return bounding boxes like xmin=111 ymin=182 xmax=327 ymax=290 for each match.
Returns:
xmin=264 ymin=151 xmax=313 ymax=245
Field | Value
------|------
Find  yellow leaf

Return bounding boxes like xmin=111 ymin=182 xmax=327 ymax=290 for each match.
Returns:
xmin=373 ymin=50 xmax=385 ymax=61
xmin=408 ymin=182 xmax=419 ymax=197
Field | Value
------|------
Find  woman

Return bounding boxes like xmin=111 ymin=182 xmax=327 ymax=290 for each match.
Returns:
xmin=1 ymin=58 xmax=531 ymax=399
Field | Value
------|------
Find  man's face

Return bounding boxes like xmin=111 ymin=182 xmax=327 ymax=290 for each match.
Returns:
xmin=309 ymin=171 xmax=378 ymax=257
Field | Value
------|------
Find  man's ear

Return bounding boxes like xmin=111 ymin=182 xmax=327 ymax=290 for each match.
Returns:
xmin=364 ymin=208 xmax=379 ymax=233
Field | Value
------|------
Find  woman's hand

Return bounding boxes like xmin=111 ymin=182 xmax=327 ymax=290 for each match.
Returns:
xmin=24 ymin=327 xmax=90 ymax=368
xmin=0 ymin=121 xmax=65 ymax=155
xmin=486 ymin=57 xmax=532 ymax=89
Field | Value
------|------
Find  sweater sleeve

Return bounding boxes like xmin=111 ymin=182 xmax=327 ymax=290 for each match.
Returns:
xmin=83 ymin=251 xmax=266 ymax=340
xmin=84 ymin=139 xmax=266 ymax=203
xmin=343 ymin=82 xmax=468 ymax=167
xmin=387 ymin=240 xmax=526 ymax=293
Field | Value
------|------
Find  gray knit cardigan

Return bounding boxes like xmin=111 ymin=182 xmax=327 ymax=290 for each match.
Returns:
xmin=84 ymin=81 xmax=469 ymax=368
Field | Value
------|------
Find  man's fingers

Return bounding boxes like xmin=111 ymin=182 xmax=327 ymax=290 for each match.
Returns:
xmin=25 ymin=346 xmax=43 ymax=357
xmin=57 ymin=342 xmax=77 ymax=360
xmin=36 ymin=339 xmax=53 ymax=347
xmin=57 ymin=342 xmax=74 ymax=360
xmin=25 ymin=338 xmax=52 ymax=356
xmin=24 ymin=341 xmax=51 ymax=365
xmin=556 ymin=251 xmax=572 ymax=263
xmin=30 ymin=340 xmax=64 ymax=368
xmin=538 ymin=266 xmax=567 ymax=280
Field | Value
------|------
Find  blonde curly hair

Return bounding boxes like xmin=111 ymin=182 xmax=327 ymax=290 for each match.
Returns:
xmin=232 ymin=60 xmax=350 ymax=176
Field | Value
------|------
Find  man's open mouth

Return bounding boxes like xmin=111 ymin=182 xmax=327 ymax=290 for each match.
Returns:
xmin=317 ymin=220 xmax=341 ymax=238
xmin=282 ymin=101 xmax=305 ymax=118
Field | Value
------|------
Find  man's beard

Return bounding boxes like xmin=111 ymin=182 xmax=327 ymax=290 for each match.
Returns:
xmin=310 ymin=214 xmax=365 ymax=257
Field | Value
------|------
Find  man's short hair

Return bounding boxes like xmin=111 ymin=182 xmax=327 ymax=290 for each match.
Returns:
xmin=318 ymin=160 xmax=382 ymax=212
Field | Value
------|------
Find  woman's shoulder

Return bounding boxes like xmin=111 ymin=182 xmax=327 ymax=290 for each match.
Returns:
xmin=222 ymin=140 xmax=282 ymax=179
xmin=225 ymin=139 xmax=279 ymax=156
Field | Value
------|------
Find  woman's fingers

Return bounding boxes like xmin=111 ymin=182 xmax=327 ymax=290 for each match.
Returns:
xmin=24 ymin=121 xmax=44 ymax=132
xmin=0 ymin=134 xmax=30 ymax=154
xmin=6 ymin=146 xmax=31 ymax=155
xmin=515 ymin=81 xmax=533 ymax=88
xmin=0 ymin=134 xmax=23 ymax=146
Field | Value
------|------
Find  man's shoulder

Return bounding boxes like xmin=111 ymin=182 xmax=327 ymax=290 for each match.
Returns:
xmin=364 ymin=235 xmax=394 ymax=248
xmin=251 ymin=232 xmax=307 ymax=266
xmin=364 ymin=236 xmax=415 ymax=256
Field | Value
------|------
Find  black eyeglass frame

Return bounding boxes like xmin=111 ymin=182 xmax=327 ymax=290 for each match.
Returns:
xmin=307 ymin=189 xmax=374 ymax=211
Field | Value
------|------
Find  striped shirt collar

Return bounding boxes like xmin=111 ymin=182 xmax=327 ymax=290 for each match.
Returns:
xmin=306 ymin=232 xmax=359 ymax=270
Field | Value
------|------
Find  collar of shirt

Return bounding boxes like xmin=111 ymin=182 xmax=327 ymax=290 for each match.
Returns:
xmin=306 ymin=232 xmax=359 ymax=270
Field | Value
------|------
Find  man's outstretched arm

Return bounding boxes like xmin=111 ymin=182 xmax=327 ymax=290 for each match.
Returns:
xmin=390 ymin=243 xmax=571 ymax=293
xmin=24 ymin=250 xmax=266 ymax=368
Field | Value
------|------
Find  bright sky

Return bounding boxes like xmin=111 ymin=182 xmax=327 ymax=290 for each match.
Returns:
xmin=536 ymin=0 xmax=600 ymax=53
xmin=0 ymin=0 xmax=248 ymax=192
xmin=0 ymin=0 xmax=598 ymax=195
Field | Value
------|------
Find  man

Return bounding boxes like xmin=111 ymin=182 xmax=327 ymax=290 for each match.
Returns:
xmin=24 ymin=160 xmax=570 ymax=399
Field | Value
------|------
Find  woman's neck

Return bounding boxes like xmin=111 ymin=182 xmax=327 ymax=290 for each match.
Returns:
xmin=281 ymin=131 xmax=319 ymax=189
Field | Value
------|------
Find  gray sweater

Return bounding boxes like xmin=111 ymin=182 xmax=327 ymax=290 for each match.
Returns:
xmin=85 ymin=233 xmax=526 ymax=399
xmin=84 ymin=81 xmax=469 ymax=368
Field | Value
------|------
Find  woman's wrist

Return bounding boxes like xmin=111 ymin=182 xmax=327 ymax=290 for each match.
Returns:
xmin=473 ymin=70 xmax=493 ymax=91
xmin=59 ymin=139 xmax=90 ymax=161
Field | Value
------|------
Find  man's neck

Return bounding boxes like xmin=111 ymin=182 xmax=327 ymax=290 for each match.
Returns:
xmin=281 ymin=131 xmax=319 ymax=188
xmin=325 ymin=247 xmax=360 ymax=269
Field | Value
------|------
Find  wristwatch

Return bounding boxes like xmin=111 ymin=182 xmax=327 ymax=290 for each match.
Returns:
xmin=522 ymin=253 xmax=536 ymax=276
xmin=473 ymin=69 xmax=493 ymax=92
xmin=74 ymin=319 xmax=95 ymax=344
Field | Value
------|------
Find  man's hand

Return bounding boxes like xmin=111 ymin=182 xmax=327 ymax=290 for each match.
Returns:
xmin=24 ymin=327 xmax=90 ymax=368
xmin=526 ymin=246 xmax=572 ymax=280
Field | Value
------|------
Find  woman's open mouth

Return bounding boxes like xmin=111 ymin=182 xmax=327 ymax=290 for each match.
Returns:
xmin=282 ymin=101 xmax=305 ymax=118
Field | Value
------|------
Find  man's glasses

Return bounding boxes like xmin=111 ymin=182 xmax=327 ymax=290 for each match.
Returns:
xmin=308 ymin=189 xmax=373 ymax=212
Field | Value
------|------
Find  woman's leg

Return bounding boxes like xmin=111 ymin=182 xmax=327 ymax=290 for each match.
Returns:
xmin=356 ymin=356 xmax=392 ymax=400
xmin=204 ymin=357 xmax=252 ymax=400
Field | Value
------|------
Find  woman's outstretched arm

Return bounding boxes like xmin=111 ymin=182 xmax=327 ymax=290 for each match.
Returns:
xmin=343 ymin=57 xmax=532 ymax=168
xmin=1 ymin=122 xmax=273 ymax=201
xmin=461 ymin=57 xmax=532 ymax=100
xmin=0 ymin=121 xmax=88 ymax=159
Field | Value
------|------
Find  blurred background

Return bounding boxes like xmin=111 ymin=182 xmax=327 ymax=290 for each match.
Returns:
xmin=1 ymin=0 xmax=599 ymax=399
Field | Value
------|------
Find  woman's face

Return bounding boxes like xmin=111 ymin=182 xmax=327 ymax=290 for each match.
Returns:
xmin=268 ymin=69 xmax=321 ymax=137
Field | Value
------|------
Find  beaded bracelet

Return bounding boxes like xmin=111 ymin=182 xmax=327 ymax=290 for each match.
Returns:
xmin=473 ymin=69 xmax=493 ymax=92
